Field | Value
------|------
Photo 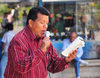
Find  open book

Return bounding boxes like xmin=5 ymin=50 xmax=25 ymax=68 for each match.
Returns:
xmin=61 ymin=36 xmax=85 ymax=57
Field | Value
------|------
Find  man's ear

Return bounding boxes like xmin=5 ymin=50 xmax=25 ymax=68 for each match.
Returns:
xmin=28 ymin=19 xmax=33 ymax=28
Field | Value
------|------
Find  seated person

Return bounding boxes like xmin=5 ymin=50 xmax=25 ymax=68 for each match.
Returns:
xmin=62 ymin=32 xmax=88 ymax=78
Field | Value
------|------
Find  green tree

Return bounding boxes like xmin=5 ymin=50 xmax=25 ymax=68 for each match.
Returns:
xmin=0 ymin=4 xmax=8 ymax=15
xmin=95 ymin=3 xmax=100 ymax=9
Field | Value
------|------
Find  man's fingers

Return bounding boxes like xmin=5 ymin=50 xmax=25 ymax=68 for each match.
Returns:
xmin=69 ymin=50 xmax=77 ymax=58
xmin=65 ymin=50 xmax=77 ymax=62
xmin=70 ymin=53 xmax=76 ymax=58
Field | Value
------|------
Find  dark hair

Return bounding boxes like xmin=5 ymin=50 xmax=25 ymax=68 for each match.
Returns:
xmin=6 ymin=23 xmax=13 ymax=30
xmin=23 ymin=10 xmax=27 ymax=16
xmin=7 ymin=11 xmax=11 ymax=14
xmin=4 ymin=12 xmax=7 ymax=17
xmin=26 ymin=7 xmax=50 ymax=25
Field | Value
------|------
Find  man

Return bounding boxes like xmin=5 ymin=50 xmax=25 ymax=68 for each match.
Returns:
xmin=4 ymin=7 xmax=77 ymax=78
xmin=62 ymin=32 xmax=88 ymax=78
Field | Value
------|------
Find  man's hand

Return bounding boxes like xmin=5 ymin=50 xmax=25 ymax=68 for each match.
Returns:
xmin=40 ymin=37 xmax=51 ymax=52
xmin=65 ymin=50 xmax=77 ymax=63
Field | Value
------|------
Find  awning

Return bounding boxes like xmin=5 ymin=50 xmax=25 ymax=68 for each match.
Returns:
xmin=43 ymin=0 xmax=87 ymax=4
xmin=0 ymin=0 xmax=20 ymax=3
xmin=0 ymin=0 xmax=36 ymax=4
xmin=43 ymin=0 xmax=87 ymax=2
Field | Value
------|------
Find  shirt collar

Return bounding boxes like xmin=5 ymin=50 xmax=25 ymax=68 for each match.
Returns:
xmin=25 ymin=26 xmax=36 ymax=41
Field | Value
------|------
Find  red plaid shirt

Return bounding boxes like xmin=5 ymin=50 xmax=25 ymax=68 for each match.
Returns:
xmin=4 ymin=26 xmax=69 ymax=78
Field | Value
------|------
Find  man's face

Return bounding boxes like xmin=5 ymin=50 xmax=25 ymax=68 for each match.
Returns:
xmin=28 ymin=13 xmax=49 ymax=38
xmin=70 ymin=32 xmax=77 ymax=42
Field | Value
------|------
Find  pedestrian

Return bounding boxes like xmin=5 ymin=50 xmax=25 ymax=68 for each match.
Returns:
xmin=1 ymin=13 xmax=8 ymax=36
xmin=13 ymin=7 xmax=19 ymax=26
xmin=4 ymin=7 xmax=77 ymax=78
xmin=54 ymin=14 xmax=64 ymax=39
xmin=22 ymin=10 xmax=27 ymax=27
xmin=0 ymin=23 xmax=15 ymax=78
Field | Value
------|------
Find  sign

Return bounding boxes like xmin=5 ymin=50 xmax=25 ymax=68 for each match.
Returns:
xmin=0 ymin=0 xmax=36 ymax=3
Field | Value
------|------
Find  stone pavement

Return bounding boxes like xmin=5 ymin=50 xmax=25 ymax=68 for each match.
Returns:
xmin=47 ymin=60 xmax=100 ymax=78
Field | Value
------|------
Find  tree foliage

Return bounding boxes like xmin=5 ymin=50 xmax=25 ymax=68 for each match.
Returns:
xmin=95 ymin=3 xmax=100 ymax=9
xmin=0 ymin=4 xmax=9 ymax=15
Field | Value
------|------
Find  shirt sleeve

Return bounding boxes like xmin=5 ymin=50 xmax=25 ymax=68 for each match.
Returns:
xmin=47 ymin=44 xmax=69 ymax=73
xmin=9 ymin=38 xmax=44 ymax=73
xmin=76 ymin=47 xmax=83 ymax=58
xmin=62 ymin=39 xmax=69 ymax=51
